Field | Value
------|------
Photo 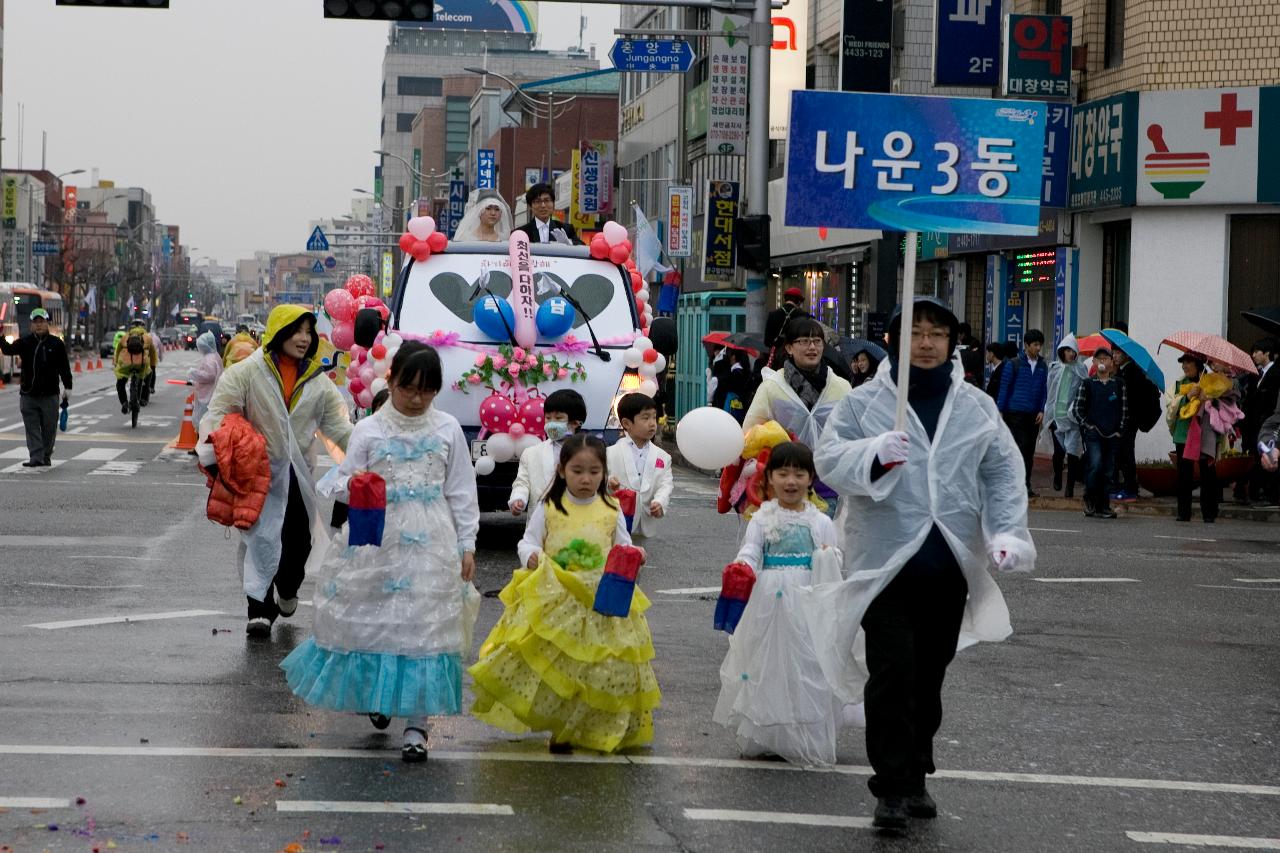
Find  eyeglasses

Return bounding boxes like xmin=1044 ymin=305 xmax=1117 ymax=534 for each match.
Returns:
xmin=393 ymin=385 xmax=434 ymax=400
xmin=531 ymin=196 xmax=554 ymax=206
xmin=912 ymin=329 xmax=951 ymax=343
xmin=790 ymin=337 xmax=824 ymax=350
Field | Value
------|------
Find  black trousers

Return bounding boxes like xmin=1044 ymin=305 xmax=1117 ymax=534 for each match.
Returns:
xmin=1003 ymin=412 xmax=1039 ymax=489
xmin=862 ymin=562 xmax=968 ymax=798
xmin=116 ymin=376 xmax=151 ymax=406
xmin=1050 ymin=430 xmax=1081 ymax=492
xmin=1174 ymin=445 xmax=1218 ymax=522
xmin=1113 ymin=428 xmax=1139 ymax=494
xmin=247 ymin=471 xmax=312 ymax=619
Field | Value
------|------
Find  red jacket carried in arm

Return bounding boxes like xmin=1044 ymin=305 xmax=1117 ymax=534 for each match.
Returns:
xmin=203 ymin=413 xmax=271 ymax=530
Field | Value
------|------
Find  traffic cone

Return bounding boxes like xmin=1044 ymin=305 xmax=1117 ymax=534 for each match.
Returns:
xmin=86 ymin=357 xmax=94 ymax=371
xmin=95 ymin=356 xmax=104 ymax=370
xmin=172 ymin=392 xmax=199 ymax=451
xmin=74 ymin=357 xmax=82 ymax=374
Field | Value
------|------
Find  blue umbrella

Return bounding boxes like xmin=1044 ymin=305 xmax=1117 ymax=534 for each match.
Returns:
xmin=1100 ymin=328 xmax=1165 ymax=390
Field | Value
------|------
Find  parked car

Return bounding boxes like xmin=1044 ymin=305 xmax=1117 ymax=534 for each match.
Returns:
xmin=100 ymin=327 xmax=125 ymax=359
xmin=158 ymin=327 xmax=181 ymax=346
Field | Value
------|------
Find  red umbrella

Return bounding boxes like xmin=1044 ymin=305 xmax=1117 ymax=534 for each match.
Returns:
xmin=1075 ymin=333 xmax=1110 ymax=356
xmin=1160 ymin=331 xmax=1258 ymax=375
xmin=701 ymin=331 xmax=730 ymax=346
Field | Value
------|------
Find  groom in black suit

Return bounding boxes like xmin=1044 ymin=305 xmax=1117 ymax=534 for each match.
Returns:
xmin=516 ymin=183 xmax=581 ymax=245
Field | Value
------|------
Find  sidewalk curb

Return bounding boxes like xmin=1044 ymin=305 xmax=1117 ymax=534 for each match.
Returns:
xmin=1030 ymin=495 xmax=1280 ymax=523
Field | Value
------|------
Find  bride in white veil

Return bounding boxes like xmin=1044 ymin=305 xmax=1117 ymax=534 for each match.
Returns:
xmin=453 ymin=190 xmax=513 ymax=242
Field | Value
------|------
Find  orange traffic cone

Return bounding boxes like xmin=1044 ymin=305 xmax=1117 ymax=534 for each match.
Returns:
xmin=95 ymin=356 xmax=104 ymax=370
xmin=74 ymin=357 xmax=82 ymax=373
xmin=86 ymin=357 xmax=94 ymax=371
xmin=172 ymin=393 xmax=200 ymax=451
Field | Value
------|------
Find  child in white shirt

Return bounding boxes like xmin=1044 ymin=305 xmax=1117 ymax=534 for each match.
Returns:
xmin=509 ymin=388 xmax=586 ymax=515
xmin=607 ymin=392 xmax=674 ymax=538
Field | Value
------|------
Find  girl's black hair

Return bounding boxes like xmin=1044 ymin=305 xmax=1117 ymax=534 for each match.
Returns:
xmin=370 ymin=388 xmax=391 ymax=412
xmin=267 ymin=313 xmax=318 ymax=359
xmin=783 ymin=316 xmax=826 ymax=345
xmin=544 ymin=433 xmax=616 ymax=515
xmin=389 ymin=341 xmax=442 ymax=392
xmin=764 ymin=441 xmax=817 ymax=500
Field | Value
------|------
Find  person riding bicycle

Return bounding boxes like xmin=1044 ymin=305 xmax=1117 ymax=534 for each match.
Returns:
xmin=114 ymin=323 xmax=157 ymax=413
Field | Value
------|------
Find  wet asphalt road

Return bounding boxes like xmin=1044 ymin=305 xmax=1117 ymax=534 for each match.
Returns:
xmin=1 ymin=350 xmax=1278 ymax=852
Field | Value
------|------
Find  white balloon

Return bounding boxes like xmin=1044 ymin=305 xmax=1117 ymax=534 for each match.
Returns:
xmin=383 ymin=333 xmax=403 ymax=348
xmin=474 ymin=456 xmax=496 ymax=476
xmin=638 ymin=378 xmax=659 ymax=397
xmin=623 ymin=347 xmax=644 ymax=369
xmin=638 ymin=362 xmax=658 ymax=379
xmin=371 ymin=359 xmax=388 ymax=376
xmin=633 ymin=336 xmax=653 ymax=352
xmin=514 ymin=434 xmax=541 ymax=457
xmin=638 ymin=288 xmax=650 ymax=303
xmin=486 ymin=432 xmax=516 ymax=463
xmin=653 ymin=354 xmax=667 ymax=373
xmin=384 ymin=345 xmax=400 ymax=363
xmin=676 ymin=406 xmax=746 ymax=470
xmin=370 ymin=377 xmax=389 ymax=395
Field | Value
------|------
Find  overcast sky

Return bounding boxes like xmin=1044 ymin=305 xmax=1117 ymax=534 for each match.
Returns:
xmin=2 ymin=0 xmax=619 ymax=265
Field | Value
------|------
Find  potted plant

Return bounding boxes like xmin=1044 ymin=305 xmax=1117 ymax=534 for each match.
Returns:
xmin=1136 ymin=458 xmax=1178 ymax=497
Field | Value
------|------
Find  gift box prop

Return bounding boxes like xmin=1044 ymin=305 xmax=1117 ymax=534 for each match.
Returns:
xmin=613 ymin=488 xmax=637 ymax=533
xmin=348 ymin=472 xmax=387 ymax=547
xmin=714 ymin=561 xmax=756 ymax=634
xmin=593 ymin=544 xmax=645 ymax=617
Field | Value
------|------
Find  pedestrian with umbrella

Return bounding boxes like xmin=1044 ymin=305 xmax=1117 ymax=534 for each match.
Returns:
xmin=1166 ymin=355 xmax=1223 ymax=523
xmin=1098 ymin=328 xmax=1165 ymax=502
xmin=1042 ymin=334 xmax=1087 ymax=498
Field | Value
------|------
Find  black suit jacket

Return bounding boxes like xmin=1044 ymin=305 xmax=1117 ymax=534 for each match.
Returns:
xmin=517 ymin=219 xmax=580 ymax=245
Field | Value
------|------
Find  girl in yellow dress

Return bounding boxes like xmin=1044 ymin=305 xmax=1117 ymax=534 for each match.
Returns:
xmin=470 ymin=433 xmax=661 ymax=753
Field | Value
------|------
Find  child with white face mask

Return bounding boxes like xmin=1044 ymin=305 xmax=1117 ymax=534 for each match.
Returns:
xmin=508 ymin=389 xmax=586 ymax=515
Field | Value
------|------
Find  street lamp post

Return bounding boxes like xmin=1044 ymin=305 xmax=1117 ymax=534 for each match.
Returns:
xmin=373 ymin=149 xmax=451 ymax=222
xmin=461 ymin=67 xmax=577 ymax=185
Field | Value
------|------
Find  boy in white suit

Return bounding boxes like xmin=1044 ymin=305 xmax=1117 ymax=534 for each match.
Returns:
xmin=607 ymin=392 xmax=674 ymax=538
xmin=509 ymin=389 xmax=586 ymax=514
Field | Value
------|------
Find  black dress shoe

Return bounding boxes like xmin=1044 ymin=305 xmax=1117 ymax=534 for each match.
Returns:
xmin=21 ymin=460 xmax=42 ymax=468
xmin=905 ymin=790 xmax=937 ymax=819
xmin=1096 ymin=507 xmax=1117 ymax=519
xmin=873 ymin=797 xmax=909 ymax=830
xmin=1052 ymin=474 xmax=1063 ymax=491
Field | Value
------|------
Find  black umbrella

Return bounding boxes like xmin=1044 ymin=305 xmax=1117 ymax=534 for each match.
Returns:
xmin=1241 ymin=307 xmax=1280 ymax=339
xmin=837 ymin=337 xmax=888 ymax=363
xmin=723 ymin=332 xmax=766 ymax=356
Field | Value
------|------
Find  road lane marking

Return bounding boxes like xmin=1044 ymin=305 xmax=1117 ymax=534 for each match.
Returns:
xmin=1032 ymin=578 xmax=1140 ymax=584
xmin=0 ymin=796 xmax=73 ymax=809
xmin=24 ymin=582 xmax=146 ymax=590
xmin=683 ymin=808 xmax=873 ymax=829
xmin=1 ymin=459 xmax=65 ymax=473
xmin=25 ymin=609 xmax=226 ymax=630
xmin=0 ymin=447 xmax=30 ymax=459
xmin=88 ymin=461 xmax=145 ymax=476
xmin=1154 ymin=535 xmax=1218 ymax=543
xmin=70 ymin=448 xmax=126 ymax=462
xmin=1233 ymin=579 xmax=1280 ymax=583
xmin=1029 ymin=527 xmax=1081 ymax=534
xmin=277 ymin=800 xmax=514 ymax=816
xmin=2 ymin=744 xmax=1278 ymax=796
xmin=655 ymin=587 xmax=720 ymax=595
xmin=65 ymin=556 xmax=163 ymax=561
xmin=1127 ymin=831 xmax=1280 ymax=849
xmin=0 ymin=536 xmax=161 ymax=547
xmin=1196 ymin=585 xmax=1280 ymax=592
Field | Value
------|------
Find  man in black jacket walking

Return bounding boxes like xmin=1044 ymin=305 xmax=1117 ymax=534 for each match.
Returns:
xmin=0 ymin=308 xmax=73 ymax=467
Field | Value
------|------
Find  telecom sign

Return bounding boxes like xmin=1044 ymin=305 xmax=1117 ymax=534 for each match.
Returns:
xmin=934 ymin=0 xmax=1002 ymax=87
xmin=785 ymin=90 xmax=1046 ymax=236
xmin=609 ymin=38 xmax=697 ymax=73
xmin=306 ymin=226 xmax=330 ymax=252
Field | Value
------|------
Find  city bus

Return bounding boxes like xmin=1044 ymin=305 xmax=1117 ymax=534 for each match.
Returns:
xmin=0 ymin=283 xmax=17 ymax=381
xmin=177 ymin=307 xmax=203 ymax=327
xmin=12 ymin=286 xmax=66 ymax=339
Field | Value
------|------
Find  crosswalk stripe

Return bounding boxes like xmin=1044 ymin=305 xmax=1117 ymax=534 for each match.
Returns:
xmin=1 ymin=459 xmax=66 ymax=473
xmin=683 ymin=808 xmax=874 ymax=829
xmin=277 ymin=800 xmax=514 ymax=816
xmin=1126 ymin=831 xmax=1280 ymax=849
xmin=0 ymin=796 xmax=73 ymax=809
xmin=70 ymin=448 xmax=126 ymax=462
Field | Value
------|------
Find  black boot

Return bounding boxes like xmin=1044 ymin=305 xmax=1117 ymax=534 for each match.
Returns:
xmin=1064 ymin=471 xmax=1076 ymax=499
xmin=873 ymin=797 xmax=909 ymax=830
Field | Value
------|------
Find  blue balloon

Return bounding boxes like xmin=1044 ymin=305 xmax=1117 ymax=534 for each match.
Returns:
xmin=536 ymin=296 xmax=575 ymax=339
xmin=474 ymin=294 xmax=515 ymax=340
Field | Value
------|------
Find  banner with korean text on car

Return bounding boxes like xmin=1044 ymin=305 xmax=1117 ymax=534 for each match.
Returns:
xmin=785 ymin=91 xmax=1046 ymax=235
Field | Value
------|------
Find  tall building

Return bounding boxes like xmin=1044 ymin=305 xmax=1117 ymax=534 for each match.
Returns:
xmin=378 ymin=0 xmax=599 ymax=219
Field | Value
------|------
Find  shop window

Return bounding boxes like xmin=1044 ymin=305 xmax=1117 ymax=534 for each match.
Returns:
xmin=1105 ymin=0 xmax=1125 ymax=68
xmin=1227 ymin=215 xmax=1280 ymax=348
xmin=1102 ymin=220 xmax=1131 ymax=329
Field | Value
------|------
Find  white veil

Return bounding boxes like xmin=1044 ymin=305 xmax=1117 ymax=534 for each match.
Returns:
xmin=453 ymin=190 xmax=513 ymax=242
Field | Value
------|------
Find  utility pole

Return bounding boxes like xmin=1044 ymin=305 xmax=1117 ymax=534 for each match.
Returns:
xmin=743 ymin=0 xmax=772 ymax=336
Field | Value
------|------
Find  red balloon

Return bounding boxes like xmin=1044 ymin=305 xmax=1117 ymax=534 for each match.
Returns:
xmin=642 ymin=348 xmax=659 ymax=364
xmin=620 ymin=239 xmax=633 ymax=254
xmin=370 ymin=343 xmax=387 ymax=360
xmin=410 ymin=240 xmax=433 ymax=262
xmin=609 ymin=244 xmax=630 ymax=265
xmin=398 ymin=232 xmax=416 ymax=254
xmin=630 ymin=271 xmax=643 ymax=290
xmin=427 ymin=232 xmax=447 ymax=252
xmin=589 ymin=236 xmax=609 ymax=260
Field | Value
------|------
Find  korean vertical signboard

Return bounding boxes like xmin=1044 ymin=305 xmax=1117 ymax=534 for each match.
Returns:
xmin=667 ymin=186 xmax=693 ymax=258
xmin=569 ymin=149 xmax=595 ymax=233
xmin=1002 ymin=14 xmax=1072 ymax=99
xmin=411 ymin=149 xmax=423 ymax=201
xmin=840 ymin=0 xmax=892 ymax=93
xmin=447 ymin=181 xmax=467 ymax=238
xmin=934 ymin=0 xmax=1002 ymax=86
xmin=2 ymin=178 xmax=17 ymax=229
xmin=770 ymin=0 xmax=808 ymax=138
xmin=784 ymin=91 xmax=1046 ymax=235
xmin=703 ymin=180 xmax=739 ymax=279
xmin=709 ymin=10 xmax=749 ymax=154
xmin=1069 ymin=92 xmax=1138 ymax=209
xmin=1042 ymin=103 xmax=1072 ymax=208
xmin=476 ymin=149 xmax=496 ymax=190
xmin=578 ymin=141 xmax=614 ymax=215
xmin=381 ymin=251 xmax=394 ymax=301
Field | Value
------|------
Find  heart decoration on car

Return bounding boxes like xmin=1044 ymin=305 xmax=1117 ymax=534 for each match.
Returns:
xmin=399 ymin=216 xmax=448 ymax=262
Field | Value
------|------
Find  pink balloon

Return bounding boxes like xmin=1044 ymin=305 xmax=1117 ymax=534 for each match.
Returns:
xmin=517 ymin=394 xmax=546 ymax=438
xmin=330 ymin=322 xmax=355 ymax=351
xmin=349 ymin=344 xmax=365 ymax=361
xmin=508 ymin=422 xmax=526 ymax=438
xmin=357 ymin=389 xmax=374 ymax=409
xmin=479 ymin=392 xmax=517 ymax=434
xmin=324 ymin=288 xmax=356 ymax=322
xmin=602 ymin=221 xmax=628 ymax=247
xmin=345 ymin=275 xmax=376 ymax=299
xmin=347 ymin=376 xmax=364 ymax=395
xmin=407 ymin=216 xmax=436 ymax=240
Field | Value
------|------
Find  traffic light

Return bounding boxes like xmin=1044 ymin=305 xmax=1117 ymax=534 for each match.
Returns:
xmin=735 ymin=214 xmax=772 ymax=272
xmin=322 ymin=0 xmax=433 ymax=20
xmin=55 ymin=1 xmax=170 ymax=7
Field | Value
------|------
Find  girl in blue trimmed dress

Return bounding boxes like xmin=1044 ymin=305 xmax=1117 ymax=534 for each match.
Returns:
xmin=280 ymin=342 xmax=480 ymax=763
xmin=713 ymin=442 xmax=844 ymax=766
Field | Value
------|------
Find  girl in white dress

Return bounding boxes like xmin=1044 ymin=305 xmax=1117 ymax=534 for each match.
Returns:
xmin=280 ymin=342 xmax=480 ymax=762
xmin=713 ymin=442 xmax=844 ymax=766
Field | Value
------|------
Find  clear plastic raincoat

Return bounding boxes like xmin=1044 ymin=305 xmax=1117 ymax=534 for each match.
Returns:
xmin=1042 ymin=333 xmax=1088 ymax=457
xmin=743 ymin=366 xmax=853 ymax=447
xmin=197 ymin=306 xmax=353 ymax=601
xmin=806 ymin=357 xmax=1036 ymax=705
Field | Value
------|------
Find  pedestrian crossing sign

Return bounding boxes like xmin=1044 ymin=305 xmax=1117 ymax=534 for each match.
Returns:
xmin=306 ymin=226 xmax=330 ymax=252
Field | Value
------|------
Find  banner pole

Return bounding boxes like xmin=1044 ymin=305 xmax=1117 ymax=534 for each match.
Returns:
xmin=894 ymin=231 xmax=918 ymax=432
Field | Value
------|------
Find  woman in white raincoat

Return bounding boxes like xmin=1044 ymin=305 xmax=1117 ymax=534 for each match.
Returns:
xmin=188 ymin=331 xmax=223 ymax=433
xmin=809 ymin=297 xmax=1035 ymax=830
xmin=1042 ymin=333 xmax=1087 ymax=498
xmin=197 ymin=305 xmax=353 ymax=638
xmin=743 ymin=316 xmax=852 ymax=512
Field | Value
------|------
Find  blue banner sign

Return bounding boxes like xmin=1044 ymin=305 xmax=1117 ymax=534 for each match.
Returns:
xmin=1042 ymin=103 xmax=1072 ymax=208
xmin=448 ymin=181 xmax=467 ymax=238
xmin=609 ymin=38 xmax=697 ymax=73
xmin=934 ymin=0 xmax=1002 ymax=86
xmin=785 ymin=90 xmax=1046 ymax=235
xmin=32 ymin=240 xmax=59 ymax=256
xmin=477 ymin=149 xmax=496 ymax=190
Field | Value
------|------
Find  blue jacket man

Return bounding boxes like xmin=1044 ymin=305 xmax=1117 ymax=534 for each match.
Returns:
xmin=997 ymin=329 xmax=1048 ymax=494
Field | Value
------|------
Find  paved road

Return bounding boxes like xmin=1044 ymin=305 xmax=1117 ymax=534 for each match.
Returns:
xmin=2 ymin=351 xmax=1278 ymax=852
